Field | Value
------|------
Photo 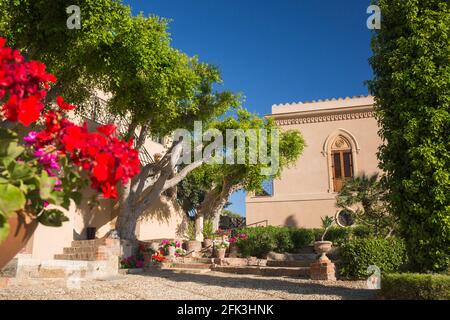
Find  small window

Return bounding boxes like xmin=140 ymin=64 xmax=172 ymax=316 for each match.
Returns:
xmin=331 ymin=136 xmax=354 ymax=192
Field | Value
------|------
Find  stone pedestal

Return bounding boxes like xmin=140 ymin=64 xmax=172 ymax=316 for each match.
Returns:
xmin=309 ymin=256 xmax=336 ymax=281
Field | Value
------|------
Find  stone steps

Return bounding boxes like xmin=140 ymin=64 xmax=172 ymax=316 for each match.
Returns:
xmin=71 ymin=239 xmax=106 ymax=247
xmin=266 ymin=260 xmax=313 ymax=268
xmin=212 ymin=265 xmax=310 ymax=278
xmin=16 ymin=257 xmax=119 ymax=280
xmin=54 ymin=239 xmax=118 ymax=261
xmin=160 ymin=262 xmax=212 ymax=270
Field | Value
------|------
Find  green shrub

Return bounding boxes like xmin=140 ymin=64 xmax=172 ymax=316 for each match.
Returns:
xmin=290 ymin=228 xmax=315 ymax=248
xmin=237 ymin=225 xmax=380 ymax=258
xmin=237 ymin=227 xmax=276 ymax=258
xmin=381 ymin=273 xmax=450 ymax=300
xmin=272 ymin=227 xmax=294 ymax=253
xmin=340 ymin=238 xmax=408 ymax=279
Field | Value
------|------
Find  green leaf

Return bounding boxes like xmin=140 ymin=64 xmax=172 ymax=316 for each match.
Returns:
xmin=6 ymin=160 xmax=34 ymax=181
xmin=0 ymin=183 xmax=26 ymax=215
xmin=0 ymin=213 xmax=10 ymax=244
xmin=38 ymin=209 xmax=69 ymax=227
xmin=0 ymin=128 xmax=18 ymax=140
xmin=0 ymin=141 xmax=24 ymax=160
xmin=38 ymin=171 xmax=56 ymax=200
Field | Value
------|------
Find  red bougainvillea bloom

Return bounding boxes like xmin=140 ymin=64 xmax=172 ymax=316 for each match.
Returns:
xmin=97 ymin=124 xmax=117 ymax=136
xmin=30 ymin=109 xmax=140 ymax=199
xmin=56 ymin=96 xmax=76 ymax=111
xmin=1 ymin=37 xmax=140 ymax=199
xmin=0 ymin=37 xmax=56 ymax=126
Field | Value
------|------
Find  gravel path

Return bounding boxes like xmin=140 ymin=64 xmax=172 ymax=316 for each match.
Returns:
xmin=0 ymin=270 xmax=376 ymax=300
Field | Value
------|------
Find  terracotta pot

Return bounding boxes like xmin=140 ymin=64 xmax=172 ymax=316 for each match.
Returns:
xmin=229 ymin=243 xmax=239 ymax=255
xmin=314 ymin=241 xmax=333 ymax=261
xmin=142 ymin=252 xmax=153 ymax=267
xmin=215 ymin=248 xmax=226 ymax=259
xmin=203 ymin=239 xmax=213 ymax=248
xmin=186 ymin=240 xmax=202 ymax=252
xmin=0 ymin=211 xmax=38 ymax=270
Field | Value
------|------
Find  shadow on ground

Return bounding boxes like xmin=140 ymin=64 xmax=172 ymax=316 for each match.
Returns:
xmin=138 ymin=269 xmax=377 ymax=300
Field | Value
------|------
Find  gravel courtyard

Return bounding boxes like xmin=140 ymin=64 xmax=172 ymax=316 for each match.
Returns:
xmin=0 ymin=269 xmax=377 ymax=300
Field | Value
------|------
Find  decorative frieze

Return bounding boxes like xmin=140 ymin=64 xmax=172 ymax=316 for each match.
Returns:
xmin=275 ymin=111 xmax=375 ymax=126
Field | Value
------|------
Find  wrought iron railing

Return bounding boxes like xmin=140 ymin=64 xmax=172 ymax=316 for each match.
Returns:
xmin=83 ymin=95 xmax=155 ymax=165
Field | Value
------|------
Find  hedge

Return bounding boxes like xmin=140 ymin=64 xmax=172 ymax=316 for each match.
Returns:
xmin=381 ymin=273 xmax=450 ymax=300
xmin=236 ymin=225 xmax=373 ymax=258
xmin=339 ymin=238 xmax=408 ymax=279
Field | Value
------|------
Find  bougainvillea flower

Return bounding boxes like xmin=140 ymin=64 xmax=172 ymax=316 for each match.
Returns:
xmin=1 ymin=37 xmax=140 ymax=199
xmin=56 ymin=96 xmax=76 ymax=111
xmin=97 ymin=124 xmax=117 ymax=136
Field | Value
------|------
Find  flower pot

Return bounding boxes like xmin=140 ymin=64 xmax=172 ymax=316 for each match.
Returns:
xmin=215 ymin=248 xmax=226 ymax=259
xmin=229 ymin=243 xmax=239 ymax=256
xmin=0 ymin=211 xmax=38 ymax=270
xmin=203 ymin=239 xmax=213 ymax=249
xmin=142 ymin=252 xmax=153 ymax=268
xmin=186 ymin=240 xmax=202 ymax=252
xmin=314 ymin=241 xmax=333 ymax=261
xmin=167 ymin=245 xmax=176 ymax=257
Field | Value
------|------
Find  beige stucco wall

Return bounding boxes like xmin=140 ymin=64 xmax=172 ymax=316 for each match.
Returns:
xmin=137 ymin=198 xmax=187 ymax=240
xmin=246 ymin=96 xmax=382 ymax=228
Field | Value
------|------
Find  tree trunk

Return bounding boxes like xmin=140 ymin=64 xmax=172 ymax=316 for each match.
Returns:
xmin=195 ymin=213 xmax=204 ymax=242
xmin=115 ymin=183 xmax=139 ymax=240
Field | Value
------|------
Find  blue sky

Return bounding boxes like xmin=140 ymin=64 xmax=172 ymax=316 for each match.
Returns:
xmin=123 ymin=0 xmax=374 ymax=216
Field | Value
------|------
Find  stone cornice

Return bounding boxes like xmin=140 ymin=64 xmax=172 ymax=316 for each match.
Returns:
xmin=270 ymin=105 xmax=375 ymax=126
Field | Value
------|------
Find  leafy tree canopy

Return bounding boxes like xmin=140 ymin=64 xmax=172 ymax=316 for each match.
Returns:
xmin=368 ymin=0 xmax=450 ymax=272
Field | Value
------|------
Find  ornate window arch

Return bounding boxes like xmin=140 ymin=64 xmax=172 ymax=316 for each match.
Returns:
xmin=322 ymin=129 xmax=359 ymax=193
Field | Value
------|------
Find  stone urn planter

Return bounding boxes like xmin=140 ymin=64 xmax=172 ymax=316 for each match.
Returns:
xmin=314 ymin=241 xmax=333 ymax=261
xmin=186 ymin=240 xmax=202 ymax=252
xmin=215 ymin=248 xmax=226 ymax=260
xmin=0 ymin=211 xmax=38 ymax=270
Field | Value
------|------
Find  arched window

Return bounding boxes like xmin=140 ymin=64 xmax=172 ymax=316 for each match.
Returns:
xmin=330 ymin=136 xmax=354 ymax=192
xmin=323 ymin=129 xmax=359 ymax=193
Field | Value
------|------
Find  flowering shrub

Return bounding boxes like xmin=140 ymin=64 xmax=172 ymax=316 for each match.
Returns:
xmin=213 ymin=239 xmax=230 ymax=249
xmin=0 ymin=38 xmax=56 ymax=126
xmin=0 ymin=37 xmax=140 ymax=242
xmin=160 ymin=239 xmax=181 ymax=249
xmin=214 ymin=229 xmax=231 ymax=239
xmin=120 ymin=255 xmax=144 ymax=269
xmin=151 ymin=251 xmax=166 ymax=263
xmin=175 ymin=248 xmax=186 ymax=257
xmin=229 ymin=233 xmax=248 ymax=244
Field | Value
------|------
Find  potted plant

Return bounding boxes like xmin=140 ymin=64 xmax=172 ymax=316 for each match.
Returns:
xmin=202 ymin=219 xmax=214 ymax=249
xmin=185 ymin=220 xmax=201 ymax=252
xmin=138 ymin=242 xmax=155 ymax=266
xmin=229 ymin=233 xmax=247 ymax=256
xmin=0 ymin=37 xmax=140 ymax=269
xmin=161 ymin=239 xmax=181 ymax=257
xmin=314 ymin=216 xmax=335 ymax=260
xmin=214 ymin=240 xmax=229 ymax=259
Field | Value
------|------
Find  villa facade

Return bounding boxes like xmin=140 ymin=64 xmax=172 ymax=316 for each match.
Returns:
xmin=246 ymin=96 xmax=382 ymax=228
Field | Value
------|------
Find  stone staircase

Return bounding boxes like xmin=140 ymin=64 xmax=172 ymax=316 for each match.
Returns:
xmin=211 ymin=255 xmax=316 ymax=278
xmin=14 ymin=239 xmax=121 ymax=280
xmin=152 ymin=254 xmax=318 ymax=278
xmin=54 ymin=239 xmax=111 ymax=261
xmin=155 ymin=257 xmax=214 ymax=274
